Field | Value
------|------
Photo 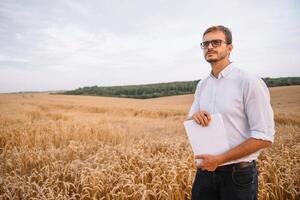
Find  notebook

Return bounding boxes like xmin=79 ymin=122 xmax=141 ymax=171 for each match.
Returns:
xmin=183 ymin=113 xmax=230 ymax=164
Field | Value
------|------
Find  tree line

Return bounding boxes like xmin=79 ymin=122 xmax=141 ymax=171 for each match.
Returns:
xmin=58 ymin=77 xmax=300 ymax=99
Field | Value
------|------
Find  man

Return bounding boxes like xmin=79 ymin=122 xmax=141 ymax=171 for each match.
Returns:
xmin=187 ymin=25 xmax=275 ymax=200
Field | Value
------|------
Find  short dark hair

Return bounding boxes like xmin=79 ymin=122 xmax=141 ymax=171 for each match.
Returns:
xmin=203 ymin=25 xmax=232 ymax=44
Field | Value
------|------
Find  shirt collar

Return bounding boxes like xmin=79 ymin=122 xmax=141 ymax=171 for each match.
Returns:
xmin=210 ymin=62 xmax=235 ymax=79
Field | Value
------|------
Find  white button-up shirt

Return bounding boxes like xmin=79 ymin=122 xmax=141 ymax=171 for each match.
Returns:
xmin=188 ymin=63 xmax=275 ymax=163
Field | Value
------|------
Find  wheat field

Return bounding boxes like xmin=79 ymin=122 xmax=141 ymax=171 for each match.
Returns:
xmin=0 ymin=85 xmax=299 ymax=200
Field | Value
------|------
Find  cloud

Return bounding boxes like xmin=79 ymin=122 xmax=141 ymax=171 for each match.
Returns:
xmin=0 ymin=0 xmax=299 ymax=93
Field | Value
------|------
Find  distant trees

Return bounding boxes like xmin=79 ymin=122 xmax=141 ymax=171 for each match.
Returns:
xmin=263 ymin=77 xmax=300 ymax=87
xmin=58 ymin=77 xmax=300 ymax=99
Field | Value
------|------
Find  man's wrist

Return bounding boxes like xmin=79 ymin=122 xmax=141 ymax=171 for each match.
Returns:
xmin=217 ymin=153 xmax=228 ymax=165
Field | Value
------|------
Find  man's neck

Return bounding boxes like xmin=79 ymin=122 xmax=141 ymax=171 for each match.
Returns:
xmin=210 ymin=59 xmax=231 ymax=78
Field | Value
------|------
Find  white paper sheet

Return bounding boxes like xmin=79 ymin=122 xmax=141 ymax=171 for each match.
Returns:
xmin=183 ymin=113 xmax=230 ymax=164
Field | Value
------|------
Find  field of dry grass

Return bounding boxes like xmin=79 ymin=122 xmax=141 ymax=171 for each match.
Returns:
xmin=0 ymin=85 xmax=299 ymax=200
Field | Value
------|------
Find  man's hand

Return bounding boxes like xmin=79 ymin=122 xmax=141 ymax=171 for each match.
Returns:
xmin=192 ymin=110 xmax=211 ymax=126
xmin=194 ymin=138 xmax=272 ymax=172
xmin=195 ymin=154 xmax=223 ymax=171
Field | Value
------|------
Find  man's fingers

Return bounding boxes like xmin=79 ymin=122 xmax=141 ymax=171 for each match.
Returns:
xmin=200 ymin=113 xmax=209 ymax=126
xmin=203 ymin=111 xmax=212 ymax=122
xmin=192 ymin=115 xmax=201 ymax=125
xmin=195 ymin=154 xmax=205 ymax=159
xmin=192 ymin=111 xmax=212 ymax=126
xmin=194 ymin=114 xmax=204 ymax=126
xmin=197 ymin=115 xmax=205 ymax=126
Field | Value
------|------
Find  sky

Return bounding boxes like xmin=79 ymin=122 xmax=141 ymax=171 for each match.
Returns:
xmin=0 ymin=0 xmax=299 ymax=93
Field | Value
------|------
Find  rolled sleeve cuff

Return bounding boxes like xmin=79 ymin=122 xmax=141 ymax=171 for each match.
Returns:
xmin=250 ymin=130 xmax=274 ymax=143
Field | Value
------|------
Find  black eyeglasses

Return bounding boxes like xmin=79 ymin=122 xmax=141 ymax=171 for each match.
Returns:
xmin=200 ymin=39 xmax=228 ymax=49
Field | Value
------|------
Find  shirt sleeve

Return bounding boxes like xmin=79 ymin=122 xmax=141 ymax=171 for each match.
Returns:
xmin=187 ymin=81 xmax=202 ymax=119
xmin=243 ymin=76 xmax=275 ymax=143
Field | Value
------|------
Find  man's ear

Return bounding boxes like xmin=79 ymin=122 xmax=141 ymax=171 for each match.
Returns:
xmin=227 ymin=44 xmax=233 ymax=53
xmin=226 ymin=44 xmax=233 ymax=57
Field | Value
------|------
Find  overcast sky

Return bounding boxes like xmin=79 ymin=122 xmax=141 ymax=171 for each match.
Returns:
xmin=0 ymin=0 xmax=299 ymax=93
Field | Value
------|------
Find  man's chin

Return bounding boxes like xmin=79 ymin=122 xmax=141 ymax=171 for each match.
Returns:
xmin=205 ymin=58 xmax=218 ymax=63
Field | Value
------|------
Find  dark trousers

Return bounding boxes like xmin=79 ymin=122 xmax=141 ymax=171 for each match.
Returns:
xmin=191 ymin=162 xmax=258 ymax=200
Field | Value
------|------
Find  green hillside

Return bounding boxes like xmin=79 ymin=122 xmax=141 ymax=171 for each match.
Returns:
xmin=57 ymin=77 xmax=300 ymax=99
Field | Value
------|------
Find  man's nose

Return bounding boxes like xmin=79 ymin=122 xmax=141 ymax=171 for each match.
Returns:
xmin=207 ymin=42 xmax=214 ymax=49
